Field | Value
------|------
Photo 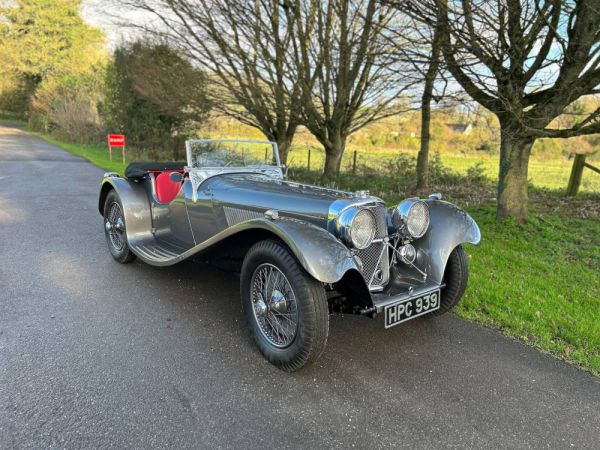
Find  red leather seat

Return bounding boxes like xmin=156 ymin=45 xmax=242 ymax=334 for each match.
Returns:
xmin=155 ymin=171 xmax=182 ymax=203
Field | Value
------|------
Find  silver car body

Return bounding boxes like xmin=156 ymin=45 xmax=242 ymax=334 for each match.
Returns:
xmin=99 ymin=139 xmax=481 ymax=315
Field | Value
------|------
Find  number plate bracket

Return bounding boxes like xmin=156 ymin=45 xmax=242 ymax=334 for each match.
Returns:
xmin=384 ymin=289 xmax=441 ymax=328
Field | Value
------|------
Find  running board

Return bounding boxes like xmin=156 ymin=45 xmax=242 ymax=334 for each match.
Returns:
xmin=130 ymin=238 xmax=192 ymax=265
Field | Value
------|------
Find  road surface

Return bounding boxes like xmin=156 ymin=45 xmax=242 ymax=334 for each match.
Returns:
xmin=1 ymin=124 xmax=599 ymax=449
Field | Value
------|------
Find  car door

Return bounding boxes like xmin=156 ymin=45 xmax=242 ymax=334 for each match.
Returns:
xmin=184 ymin=177 xmax=220 ymax=244
xmin=163 ymin=179 xmax=196 ymax=246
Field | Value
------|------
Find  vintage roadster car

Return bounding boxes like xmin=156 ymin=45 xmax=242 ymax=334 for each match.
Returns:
xmin=99 ymin=139 xmax=480 ymax=371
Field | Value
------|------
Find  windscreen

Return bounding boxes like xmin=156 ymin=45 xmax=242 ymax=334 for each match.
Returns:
xmin=186 ymin=140 xmax=280 ymax=169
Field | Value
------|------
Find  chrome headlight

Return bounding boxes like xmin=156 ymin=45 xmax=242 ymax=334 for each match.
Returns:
xmin=392 ymin=199 xmax=430 ymax=239
xmin=336 ymin=208 xmax=377 ymax=250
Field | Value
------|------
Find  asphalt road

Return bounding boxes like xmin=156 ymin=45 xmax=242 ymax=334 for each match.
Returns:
xmin=0 ymin=124 xmax=599 ymax=449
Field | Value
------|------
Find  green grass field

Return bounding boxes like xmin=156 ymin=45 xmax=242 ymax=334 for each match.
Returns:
xmin=34 ymin=130 xmax=600 ymax=375
xmin=438 ymin=153 xmax=599 ymax=192
xmin=285 ymin=145 xmax=600 ymax=193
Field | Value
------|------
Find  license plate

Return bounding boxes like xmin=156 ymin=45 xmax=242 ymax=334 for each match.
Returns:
xmin=384 ymin=290 xmax=441 ymax=328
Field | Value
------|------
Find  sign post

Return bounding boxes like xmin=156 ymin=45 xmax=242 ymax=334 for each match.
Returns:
xmin=107 ymin=134 xmax=126 ymax=163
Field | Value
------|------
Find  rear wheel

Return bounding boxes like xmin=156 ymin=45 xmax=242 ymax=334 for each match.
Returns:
xmin=103 ymin=190 xmax=136 ymax=264
xmin=241 ymin=239 xmax=329 ymax=371
xmin=428 ymin=245 xmax=468 ymax=316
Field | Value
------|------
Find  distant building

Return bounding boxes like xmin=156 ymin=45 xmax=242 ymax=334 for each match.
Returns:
xmin=445 ymin=123 xmax=473 ymax=135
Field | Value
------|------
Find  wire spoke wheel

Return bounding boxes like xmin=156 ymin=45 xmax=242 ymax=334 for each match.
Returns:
xmin=251 ymin=263 xmax=298 ymax=348
xmin=241 ymin=240 xmax=328 ymax=370
xmin=105 ymin=201 xmax=126 ymax=252
xmin=102 ymin=191 xmax=136 ymax=264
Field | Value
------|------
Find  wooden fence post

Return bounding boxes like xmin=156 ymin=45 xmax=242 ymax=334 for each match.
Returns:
xmin=352 ymin=150 xmax=357 ymax=174
xmin=566 ymin=154 xmax=586 ymax=196
xmin=307 ymin=147 xmax=311 ymax=171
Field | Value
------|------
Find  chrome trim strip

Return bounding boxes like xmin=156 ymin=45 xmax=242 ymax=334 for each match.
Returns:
xmin=327 ymin=198 xmax=385 ymax=221
xmin=147 ymin=172 xmax=159 ymax=204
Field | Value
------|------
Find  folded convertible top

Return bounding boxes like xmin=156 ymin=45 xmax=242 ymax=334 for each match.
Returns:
xmin=124 ymin=161 xmax=186 ymax=180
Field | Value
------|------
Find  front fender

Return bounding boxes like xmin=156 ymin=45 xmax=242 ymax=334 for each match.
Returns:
xmin=255 ymin=218 xmax=359 ymax=284
xmin=191 ymin=217 xmax=358 ymax=284
xmin=413 ymin=200 xmax=481 ymax=284
xmin=98 ymin=176 xmax=153 ymax=244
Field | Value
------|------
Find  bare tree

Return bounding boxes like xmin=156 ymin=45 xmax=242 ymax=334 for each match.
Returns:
xmin=114 ymin=0 xmax=300 ymax=163
xmin=387 ymin=0 xmax=470 ymax=189
xmin=403 ymin=0 xmax=600 ymax=222
xmin=394 ymin=16 xmax=445 ymax=189
xmin=286 ymin=0 xmax=416 ymax=176
xmin=415 ymin=26 xmax=442 ymax=189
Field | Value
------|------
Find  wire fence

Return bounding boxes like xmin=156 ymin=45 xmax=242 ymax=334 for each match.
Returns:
xmin=286 ymin=145 xmax=399 ymax=174
xmin=283 ymin=144 xmax=600 ymax=193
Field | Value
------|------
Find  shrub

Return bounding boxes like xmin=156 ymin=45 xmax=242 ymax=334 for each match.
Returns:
xmin=466 ymin=162 xmax=488 ymax=185
xmin=385 ymin=152 xmax=417 ymax=185
xmin=29 ymin=67 xmax=105 ymax=143
xmin=0 ymin=76 xmax=31 ymax=118
xmin=103 ymin=40 xmax=211 ymax=157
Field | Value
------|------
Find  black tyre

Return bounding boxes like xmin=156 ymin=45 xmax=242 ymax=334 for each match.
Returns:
xmin=103 ymin=190 xmax=137 ymax=264
xmin=429 ymin=245 xmax=468 ymax=316
xmin=241 ymin=239 xmax=329 ymax=371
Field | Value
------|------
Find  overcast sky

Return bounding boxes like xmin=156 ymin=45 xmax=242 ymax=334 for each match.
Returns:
xmin=81 ymin=0 xmax=146 ymax=48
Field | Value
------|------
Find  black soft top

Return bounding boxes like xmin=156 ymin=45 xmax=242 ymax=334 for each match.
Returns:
xmin=124 ymin=161 xmax=186 ymax=180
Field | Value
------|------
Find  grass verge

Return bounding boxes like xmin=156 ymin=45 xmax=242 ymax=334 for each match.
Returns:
xmin=33 ymin=129 xmax=600 ymax=375
xmin=33 ymin=133 xmax=128 ymax=175
xmin=457 ymin=201 xmax=599 ymax=375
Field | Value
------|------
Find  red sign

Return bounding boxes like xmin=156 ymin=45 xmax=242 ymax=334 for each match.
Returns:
xmin=108 ymin=134 xmax=125 ymax=147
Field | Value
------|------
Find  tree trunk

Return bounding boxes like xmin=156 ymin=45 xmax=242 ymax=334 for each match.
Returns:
xmin=416 ymin=27 xmax=441 ymax=190
xmin=271 ymin=124 xmax=296 ymax=165
xmin=172 ymin=136 xmax=185 ymax=161
xmin=323 ymin=137 xmax=346 ymax=177
xmin=496 ymin=120 xmax=535 ymax=223
xmin=416 ymin=91 xmax=433 ymax=189
xmin=276 ymin=135 xmax=293 ymax=165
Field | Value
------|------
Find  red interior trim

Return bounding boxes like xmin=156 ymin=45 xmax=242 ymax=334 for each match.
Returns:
xmin=153 ymin=170 xmax=183 ymax=203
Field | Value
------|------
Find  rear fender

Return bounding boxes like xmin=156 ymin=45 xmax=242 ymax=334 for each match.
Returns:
xmin=413 ymin=200 xmax=481 ymax=284
xmin=98 ymin=176 xmax=153 ymax=244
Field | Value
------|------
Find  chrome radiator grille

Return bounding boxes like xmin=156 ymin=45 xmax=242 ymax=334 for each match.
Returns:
xmin=372 ymin=205 xmax=388 ymax=237
xmin=356 ymin=205 xmax=389 ymax=290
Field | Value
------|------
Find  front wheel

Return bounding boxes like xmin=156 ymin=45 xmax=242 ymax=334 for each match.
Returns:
xmin=241 ymin=239 xmax=329 ymax=371
xmin=428 ymin=245 xmax=469 ymax=317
